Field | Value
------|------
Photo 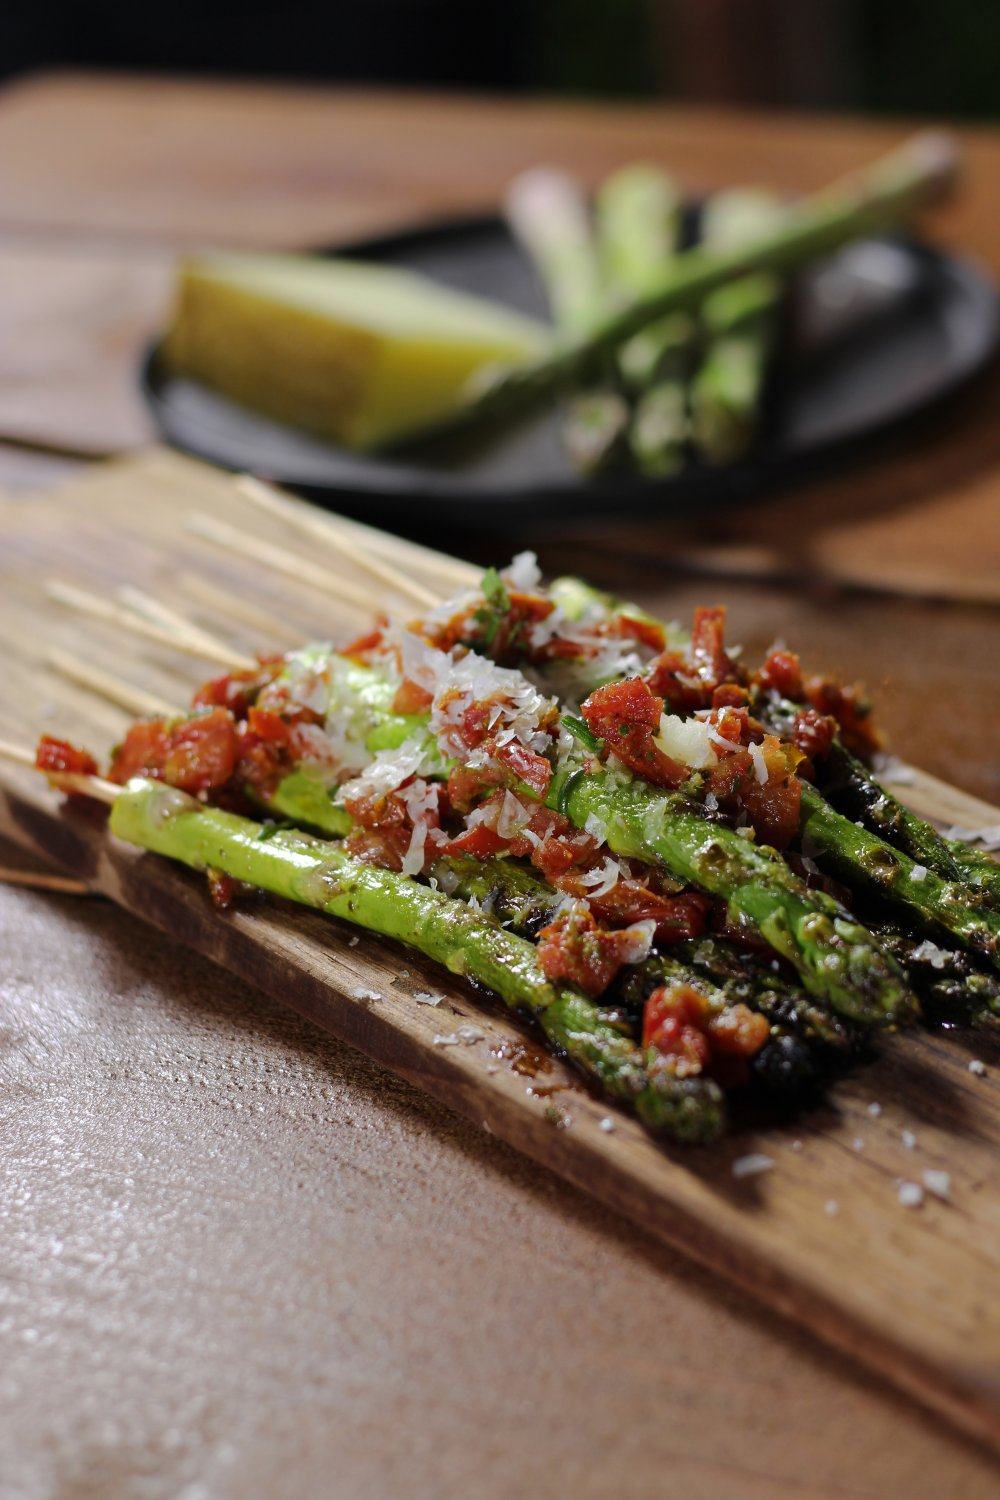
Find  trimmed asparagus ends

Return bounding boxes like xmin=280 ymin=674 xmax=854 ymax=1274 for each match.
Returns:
xmin=110 ymin=778 xmax=724 ymax=1143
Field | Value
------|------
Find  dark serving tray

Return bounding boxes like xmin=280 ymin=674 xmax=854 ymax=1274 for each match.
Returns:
xmin=141 ymin=214 xmax=999 ymax=522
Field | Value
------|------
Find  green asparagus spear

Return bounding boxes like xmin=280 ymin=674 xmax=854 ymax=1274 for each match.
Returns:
xmin=873 ymin=925 xmax=1000 ymax=1020
xmin=419 ymin=133 xmax=955 ymax=448
xmin=256 ymin=645 xmax=911 ymax=1025
xmin=691 ymin=189 xmax=785 ymax=464
xmin=596 ymin=164 xmax=694 ymax=475
xmin=548 ymin=576 xmax=1000 ymax=966
xmin=504 ymin=167 xmax=628 ymax=474
xmin=798 ymin=782 xmax=1000 ymax=966
xmin=944 ymin=838 xmax=1000 ymax=909
xmin=549 ymin=762 xmax=912 ymax=1026
xmin=675 ymin=935 xmax=859 ymax=1052
xmin=110 ymin=777 xmax=724 ymax=1142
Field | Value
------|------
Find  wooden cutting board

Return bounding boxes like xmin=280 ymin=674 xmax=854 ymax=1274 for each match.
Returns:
xmin=1 ymin=448 xmax=997 ymax=1452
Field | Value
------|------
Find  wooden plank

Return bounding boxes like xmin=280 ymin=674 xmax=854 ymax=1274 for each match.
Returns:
xmin=0 ymin=448 xmax=998 ymax=1452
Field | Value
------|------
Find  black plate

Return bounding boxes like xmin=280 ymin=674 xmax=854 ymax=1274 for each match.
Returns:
xmin=141 ymin=214 xmax=999 ymax=521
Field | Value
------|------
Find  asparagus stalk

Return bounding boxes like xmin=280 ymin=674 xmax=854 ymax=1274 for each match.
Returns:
xmin=436 ymin=850 xmax=854 ymax=1051
xmin=110 ymin=777 xmax=724 ymax=1142
xmin=798 ymin=782 xmax=1000 ymax=966
xmin=423 ymin=133 xmax=955 ymax=447
xmin=596 ymin=165 xmax=694 ymax=476
xmin=690 ymin=189 xmax=785 ymax=464
xmin=549 ymin=576 xmax=1000 ymax=966
xmin=255 ymin=648 xmax=911 ymax=1024
xmin=504 ymin=167 xmax=629 ymax=474
xmin=761 ymin=694 xmax=1000 ymax=916
xmin=549 ymin=762 xmax=911 ymax=1026
xmin=873 ymin=926 xmax=1000 ymax=1019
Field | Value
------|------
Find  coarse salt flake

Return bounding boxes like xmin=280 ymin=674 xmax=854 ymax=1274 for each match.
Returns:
xmin=922 ymin=1170 xmax=951 ymax=1200
xmin=731 ymin=1153 xmax=774 ymax=1180
xmin=898 ymin=1181 xmax=924 ymax=1208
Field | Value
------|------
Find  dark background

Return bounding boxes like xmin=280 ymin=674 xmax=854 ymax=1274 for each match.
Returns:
xmin=3 ymin=0 xmax=998 ymax=119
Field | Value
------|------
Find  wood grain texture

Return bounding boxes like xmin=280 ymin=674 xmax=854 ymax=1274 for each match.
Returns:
xmin=1 ymin=448 xmax=997 ymax=1453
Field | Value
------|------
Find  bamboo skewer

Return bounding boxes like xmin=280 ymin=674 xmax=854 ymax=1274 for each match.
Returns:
xmin=0 ymin=738 xmax=118 ymax=804
xmin=46 ymin=581 xmax=254 ymax=672
xmin=0 ymin=867 xmax=93 ymax=896
xmin=235 ymin=475 xmax=442 ymax=611
xmin=118 ymin=586 xmax=241 ymax=663
xmin=180 ymin=573 xmax=304 ymax=648
xmin=47 ymin=648 xmax=176 ymax=719
xmin=186 ymin=513 xmax=381 ymax=618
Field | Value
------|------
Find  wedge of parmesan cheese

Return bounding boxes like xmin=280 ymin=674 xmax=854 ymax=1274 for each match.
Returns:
xmin=162 ymin=252 xmax=549 ymax=450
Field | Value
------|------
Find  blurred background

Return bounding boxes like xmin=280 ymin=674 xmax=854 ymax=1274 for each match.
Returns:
xmin=3 ymin=0 xmax=998 ymax=120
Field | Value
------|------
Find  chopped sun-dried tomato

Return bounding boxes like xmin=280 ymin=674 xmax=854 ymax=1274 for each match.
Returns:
xmin=581 ymin=678 xmax=687 ymax=788
xmin=192 ymin=656 xmax=282 ymax=718
xmin=805 ymin=675 xmax=880 ymax=759
xmin=738 ymin=734 xmax=803 ymax=849
xmin=340 ymin=783 xmax=408 ymax=830
xmin=537 ymin=905 xmax=648 ymax=998
xmin=613 ymin=613 xmax=666 ymax=652
xmin=344 ymin=824 xmax=413 ymax=871
xmin=690 ymin=606 xmax=735 ymax=693
xmin=392 ymin=677 xmax=434 ymax=715
xmin=757 ymin=646 xmax=804 ymax=701
xmin=445 ymin=735 xmax=552 ymax=813
xmin=341 ymin=616 xmax=388 ymax=664
xmin=439 ymin=823 xmax=510 ymax=860
xmin=206 ymin=869 xmax=251 ymax=910
xmin=109 ymin=708 xmax=238 ymax=796
xmin=643 ymin=983 xmax=769 ymax=1083
xmin=552 ymin=868 xmax=709 ymax=943
xmin=792 ymin=707 xmax=835 ymax=763
xmin=35 ymin=735 xmax=98 ymax=778
xmin=643 ymin=984 xmax=713 ymax=1076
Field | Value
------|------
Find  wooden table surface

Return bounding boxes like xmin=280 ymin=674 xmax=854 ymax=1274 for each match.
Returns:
xmin=1 ymin=73 xmax=998 ymax=1498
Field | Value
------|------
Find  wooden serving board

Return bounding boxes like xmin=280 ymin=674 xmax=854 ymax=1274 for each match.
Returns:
xmin=1 ymin=449 xmax=998 ymax=1452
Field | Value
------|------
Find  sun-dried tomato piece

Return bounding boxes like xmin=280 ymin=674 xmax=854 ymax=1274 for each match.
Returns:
xmin=35 ymin=735 xmax=99 ymax=778
xmin=646 ymin=649 xmax=705 ymax=713
xmin=537 ymin=904 xmax=649 ymax=998
xmin=192 ymin=656 xmax=282 ymax=717
xmin=344 ymin=824 xmax=413 ymax=871
xmin=805 ymin=675 xmax=880 ymax=759
xmin=340 ymin=784 xmax=408 ymax=830
xmin=493 ymin=738 xmax=552 ymax=800
xmin=690 ymin=605 xmax=735 ymax=693
xmin=206 ymin=869 xmax=253 ymax=910
xmin=439 ymin=823 xmax=510 ymax=860
xmin=551 ymin=865 xmax=709 ymax=943
xmin=613 ymin=613 xmax=666 ymax=652
xmin=792 ymin=707 xmax=835 ymax=763
xmin=109 ymin=709 xmax=238 ymax=796
xmin=642 ymin=984 xmax=713 ymax=1076
xmin=757 ymin=646 xmax=804 ymax=701
xmin=392 ymin=677 xmax=434 ymax=715
xmin=644 ymin=983 xmax=769 ymax=1084
xmin=342 ymin=616 xmax=388 ymax=664
xmin=581 ymin=678 xmax=687 ymax=788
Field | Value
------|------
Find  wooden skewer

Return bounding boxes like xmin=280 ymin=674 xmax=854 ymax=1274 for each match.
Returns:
xmin=0 ymin=738 xmax=118 ymax=804
xmin=46 ymin=581 xmax=254 ymax=672
xmin=46 ymin=648 xmax=176 ymax=719
xmin=235 ymin=474 xmax=442 ymax=611
xmin=180 ymin=572 xmax=304 ymax=648
xmin=118 ymin=585 xmax=242 ymax=663
xmin=187 ymin=513 xmax=379 ymax=617
xmin=0 ymin=866 xmax=93 ymax=897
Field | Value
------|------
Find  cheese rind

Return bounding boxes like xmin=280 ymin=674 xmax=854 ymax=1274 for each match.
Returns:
xmin=162 ymin=252 xmax=549 ymax=450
